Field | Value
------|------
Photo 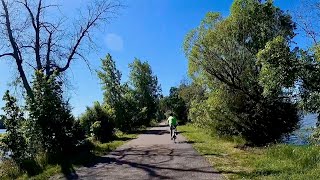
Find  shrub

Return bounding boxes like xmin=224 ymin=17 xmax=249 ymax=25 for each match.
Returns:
xmin=90 ymin=121 xmax=102 ymax=140
xmin=21 ymin=158 xmax=43 ymax=176
xmin=80 ymin=102 xmax=116 ymax=142
xmin=234 ymin=97 xmax=300 ymax=145
xmin=311 ymin=127 xmax=320 ymax=144
xmin=0 ymin=159 xmax=21 ymax=179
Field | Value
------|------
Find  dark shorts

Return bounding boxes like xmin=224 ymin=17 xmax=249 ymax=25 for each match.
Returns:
xmin=170 ymin=125 xmax=177 ymax=130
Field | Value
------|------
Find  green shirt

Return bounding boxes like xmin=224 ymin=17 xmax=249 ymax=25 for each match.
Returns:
xmin=167 ymin=116 xmax=177 ymax=126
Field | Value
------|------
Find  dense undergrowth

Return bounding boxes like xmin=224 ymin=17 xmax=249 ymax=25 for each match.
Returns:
xmin=0 ymin=131 xmax=138 ymax=180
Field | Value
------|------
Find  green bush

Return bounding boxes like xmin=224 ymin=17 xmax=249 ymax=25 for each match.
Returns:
xmin=232 ymin=96 xmax=300 ymax=145
xmin=90 ymin=121 xmax=102 ymax=139
xmin=80 ymin=102 xmax=116 ymax=142
xmin=311 ymin=127 xmax=320 ymax=144
xmin=21 ymin=158 xmax=43 ymax=176
xmin=0 ymin=159 xmax=21 ymax=179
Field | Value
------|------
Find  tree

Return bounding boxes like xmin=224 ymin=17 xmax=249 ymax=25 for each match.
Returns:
xmin=97 ymin=54 xmax=127 ymax=130
xmin=177 ymin=79 xmax=206 ymax=110
xmin=0 ymin=0 xmax=123 ymax=98
xmin=129 ymin=59 xmax=161 ymax=126
xmin=257 ymin=36 xmax=299 ymax=97
xmin=161 ymin=87 xmax=188 ymax=123
xmin=97 ymin=54 xmax=123 ymax=107
xmin=293 ymin=0 xmax=320 ymax=126
xmin=298 ymin=50 xmax=320 ymax=125
xmin=96 ymin=55 xmax=162 ymax=132
xmin=294 ymin=0 xmax=320 ymax=47
xmin=0 ymin=91 xmax=27 ymax=169
xmin=25 ymin=71 xmax=85 ymax=159
xmin=184 ymin=0 xmax=300 ymax=145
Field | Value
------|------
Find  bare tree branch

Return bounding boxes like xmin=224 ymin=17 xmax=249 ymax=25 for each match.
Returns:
xmin=0 ymin=53 xmax=14 ymax=58
xmin=45 ymin=28 xmax=53 ymax=75
xmin=294 ymin=0 xmax=320 ymax=45
xmin=1 ymin=0 xmax=33 ymax=98
xmin=58 ymin=0 xmax=123 ymax=73
xmin=17 ymin=0 xmax=43 ymax=69
xmin=0 ymin=0 xmax=123 ymax=98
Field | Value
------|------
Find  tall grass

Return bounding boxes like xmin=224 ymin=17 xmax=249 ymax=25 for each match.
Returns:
xmin=179 ymin=124 xmax=320 ymax=179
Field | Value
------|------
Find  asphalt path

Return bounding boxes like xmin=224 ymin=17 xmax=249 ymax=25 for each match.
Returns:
xmin=51 ymin=122 xmax=222 ymax=180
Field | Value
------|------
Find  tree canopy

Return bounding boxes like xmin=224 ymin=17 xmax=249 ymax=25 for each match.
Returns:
xmin=128 ymin=58 xmax=162 ymax=125
xmin=183 ymin=0 xmax=300 ymax=145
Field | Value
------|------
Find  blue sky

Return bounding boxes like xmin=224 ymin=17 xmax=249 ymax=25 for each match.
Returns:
xmin=0 ymin=0 xmax=308 ymax=116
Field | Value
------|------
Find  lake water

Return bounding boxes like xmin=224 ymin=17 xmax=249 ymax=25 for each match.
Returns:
xmin=0 ymin=129 xmax=6 ymax=134
xmin=284 ymin=113 xmax=318 ymax=145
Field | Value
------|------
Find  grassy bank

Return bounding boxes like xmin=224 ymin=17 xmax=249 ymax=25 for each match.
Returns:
xmin=179 ymin=124 xmax=320 ymax=180
xmin=0 ymin=131 xmax=138 ymax=180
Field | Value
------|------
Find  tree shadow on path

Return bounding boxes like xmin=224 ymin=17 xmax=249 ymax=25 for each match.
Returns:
xmin=74 ymin=146 xmax=223 ymax=180
xmin=133 ymin=129 xmax=170 ymax=135
xmin=59 ymin=137 xmax=282 ymax=180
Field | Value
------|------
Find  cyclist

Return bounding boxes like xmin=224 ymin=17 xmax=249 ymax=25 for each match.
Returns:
xmin=167 ymin=113 xmax=178 ymax=140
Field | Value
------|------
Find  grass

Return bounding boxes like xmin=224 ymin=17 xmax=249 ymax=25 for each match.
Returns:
xmin=149 ymin=119 xmax=160 ymax=127
xmin=179 ymin=124 xmax=320 ymax=180
xmin=18 ymin=165 xmax=61 ymax=180
xmin=0 ymin=131 xmax=139 ymax=180
xmin=93 ymin=132 xmax=138 ymax=156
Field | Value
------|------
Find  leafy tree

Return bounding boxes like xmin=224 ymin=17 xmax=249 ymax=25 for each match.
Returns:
xmin=161 ymin=87 xmax=188 ymax=123
xmin=177 ymin=80 xmax=206 ymax=109
xmin=26 ymin=71 xmax=85 ymax=159
xmin=0 ymin=91 xmax=27 ymax=169
xmin=298 ymin=50 xmax=320 ymax=125
xmin=184 ymin=0 xmax=300 ymax=145
xmin=257 ymin=36 xmax=299 ymax=97
xmin=97 ymin=54 xmax=123 ymax=107
xmin=96 ymin=54 xmax=162 ymax=132
xmin=120 ymin=84 xmax=149 ymax=130
xmin=294 ymin=1 xmax=320 ymax=126
xmin=97 ymin=54 xmax=128 ymax=131
xmin=128 ymin=59 xmax=161 ymax=126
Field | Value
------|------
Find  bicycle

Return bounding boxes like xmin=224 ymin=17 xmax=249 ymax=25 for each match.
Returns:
xmin=172 ymin=126 xmax=177 ymax=143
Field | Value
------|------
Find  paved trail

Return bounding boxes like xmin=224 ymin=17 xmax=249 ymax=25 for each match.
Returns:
xmin=53 ymin=122 xmax=222 ymax=180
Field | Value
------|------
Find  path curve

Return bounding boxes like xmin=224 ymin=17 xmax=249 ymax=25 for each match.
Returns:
xmin=52 ymin=122 xmax=222 ymax=180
